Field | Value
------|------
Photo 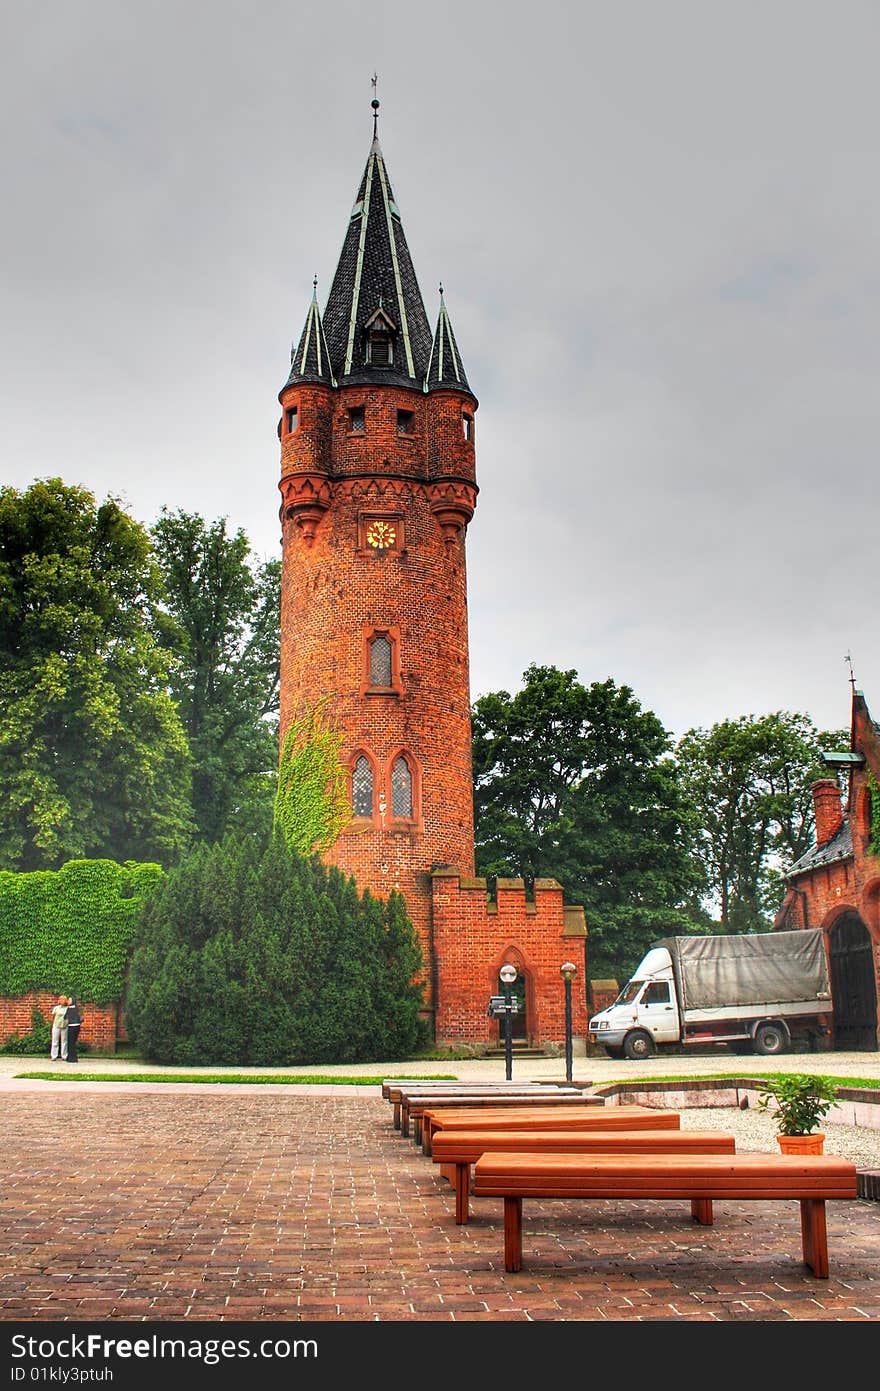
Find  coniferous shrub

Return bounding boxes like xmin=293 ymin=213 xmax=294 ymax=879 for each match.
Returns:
xmin=124 ymin=831 xmax=424 ymax=1064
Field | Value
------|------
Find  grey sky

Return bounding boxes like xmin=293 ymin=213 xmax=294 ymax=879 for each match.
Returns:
xmin=3 ymin=0 xmax=878 ymax=743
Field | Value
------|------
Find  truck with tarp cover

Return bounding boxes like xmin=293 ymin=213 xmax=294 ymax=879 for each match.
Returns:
xmin=588 ymin=929 xmax=833 ymax=1059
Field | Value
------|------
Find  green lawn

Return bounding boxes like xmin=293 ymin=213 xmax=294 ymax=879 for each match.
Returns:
xmin=610 ymin=1072 xmax=880 ymax=1090
xmin=15 ymin=1069 xmax=879 ymax=1089
xmin=16 ymin=1071 xmax=457 ymax=1085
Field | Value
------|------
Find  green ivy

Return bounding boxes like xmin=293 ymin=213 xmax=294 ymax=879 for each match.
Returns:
xmin=868 ymin=772 xmax=880 ymax=859
xmin=273 ymin=697 xmax=351 ymax=855
xmin=0 ymin=859 xmax=164 ymax=1003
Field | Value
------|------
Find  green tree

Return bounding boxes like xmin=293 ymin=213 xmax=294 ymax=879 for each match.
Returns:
xmin=675 ymin=711 xmax=845 ymax=933
xmin=0 ymin=479 xmax=192 ymax=870
xmin=472 ymin=664 xmax=700 ymax=980
xmin=125 ymin=831 xmax=424 ymax=1064
xmin=151 ymin=509 xmax=281 ymax=844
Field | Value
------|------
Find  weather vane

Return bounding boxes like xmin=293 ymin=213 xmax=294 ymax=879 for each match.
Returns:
xmin=845 ymin=651 xmax=856 ymax=689
xmin=371 ymin=72 xmax=380 ymax=139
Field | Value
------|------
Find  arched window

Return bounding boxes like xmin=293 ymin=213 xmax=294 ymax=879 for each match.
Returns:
xmin=352 ymin=755 xmax=374 ymax=817
xmin=369 ymin=634 xmax=392 ymax=687
xmin=391 ymin=755 xmax=413 ymax=819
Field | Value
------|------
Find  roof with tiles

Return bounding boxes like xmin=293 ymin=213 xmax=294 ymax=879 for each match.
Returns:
xmin=426 ymin=288 xmax=471 ymax=393
xmin=320 ymin=135 xmax=433 ymax=389
xmin=285 ymin=282 xmax=335 ymax=389
xmin=284 ymin=110 xmax=471 ymax=397
xmin=787 ymin=818 xmax=853 ymax=878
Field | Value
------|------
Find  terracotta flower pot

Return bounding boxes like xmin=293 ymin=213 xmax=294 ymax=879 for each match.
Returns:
xmin=777 ymin=1133 xmax=825 ymax=1155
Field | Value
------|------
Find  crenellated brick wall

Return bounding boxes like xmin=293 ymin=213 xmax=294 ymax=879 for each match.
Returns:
xmin=431 ymin=870 xmax=589 ymax=1048
xmin=0 ymin=991 xmax=120 ymax=1053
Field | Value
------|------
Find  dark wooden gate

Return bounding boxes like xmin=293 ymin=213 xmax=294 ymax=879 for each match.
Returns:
xmin=830 ymin=913 xmax=878 ymax=1051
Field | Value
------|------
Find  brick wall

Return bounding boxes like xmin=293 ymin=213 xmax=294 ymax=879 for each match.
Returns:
xmin=431 ymin=871 xmax=589 ymax=1047
xmin=775 ymin=694 xmax=880 ymax=1042
xmin=0 ymin=992 xmax=120 ymax=1053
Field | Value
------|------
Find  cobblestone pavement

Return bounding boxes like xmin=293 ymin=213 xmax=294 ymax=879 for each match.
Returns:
xmin=1 ymin=1090 xmax=878 ymax=1323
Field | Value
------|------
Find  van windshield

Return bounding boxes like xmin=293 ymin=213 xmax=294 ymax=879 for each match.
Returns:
xmin=615 ymin=980 xmax=643 ymax=1005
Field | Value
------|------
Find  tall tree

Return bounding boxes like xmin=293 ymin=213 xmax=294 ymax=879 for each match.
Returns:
xmin=151 ymin=509 xmax=281 ymax=844
xmin=0 ymin=479 xmax=192 ymax=870
xmin=472 ymin=664 xmax=701 ymax=980
xmin=675 ymin=711 xmax=846 ymax=933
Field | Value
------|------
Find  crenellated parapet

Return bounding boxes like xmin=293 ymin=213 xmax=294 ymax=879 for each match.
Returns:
xmin=431 ymin=869 xmax=588 ymax=1048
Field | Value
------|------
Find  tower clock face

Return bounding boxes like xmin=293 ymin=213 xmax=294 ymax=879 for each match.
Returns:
xmin=366 ymin=519 xmax=397 ymax=550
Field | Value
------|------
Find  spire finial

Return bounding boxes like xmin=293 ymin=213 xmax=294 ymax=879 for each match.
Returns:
xmin=371 ymin=72 xmax=380 ymax=140
xmin=845 ymin=651 xmax=856 ymax=691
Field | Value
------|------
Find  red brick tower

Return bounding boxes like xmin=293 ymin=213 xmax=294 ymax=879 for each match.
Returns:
xmin=277 ymin=108 xmax=478 ymax=1013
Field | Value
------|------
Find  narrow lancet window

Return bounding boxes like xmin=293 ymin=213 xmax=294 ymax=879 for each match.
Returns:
xmin=352 ymin=756 xmax=373 ymax=817
xmin=370 ymin=634 xmax=392 ymax=687
xmin=391 ymin=755 xmax=413 ymax=819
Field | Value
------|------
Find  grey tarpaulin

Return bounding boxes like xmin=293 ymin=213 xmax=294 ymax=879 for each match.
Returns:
xmin=658 ymin=930 xmax=830 ymax=1012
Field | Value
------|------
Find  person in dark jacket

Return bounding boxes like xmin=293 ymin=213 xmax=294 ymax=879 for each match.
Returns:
xmin=65 ymin=997 xmax=82 ymax=1063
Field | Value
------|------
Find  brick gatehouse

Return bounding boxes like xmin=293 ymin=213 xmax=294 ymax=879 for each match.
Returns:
xmin=277 ymin=102 xmax=587 ymax=1049
xmin=774 ymin=687 xmax=880 ymax=1049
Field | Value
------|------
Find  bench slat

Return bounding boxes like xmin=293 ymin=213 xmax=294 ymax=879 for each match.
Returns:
xmin=423 ymin=1106 xmax=679 ymax=1154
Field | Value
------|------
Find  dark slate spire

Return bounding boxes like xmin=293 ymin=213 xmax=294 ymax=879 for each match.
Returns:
xmin=425 ymin=284 xmax=471 ymax=393
xmin=283 ymin=278 xmax=335 ymax=389
xmin=320 ymin=102 xmax=433 ymax=388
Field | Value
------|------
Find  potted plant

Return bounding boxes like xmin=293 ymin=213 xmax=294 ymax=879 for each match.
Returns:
xmin=756 ymin=1074 xmax=839 ymax=1154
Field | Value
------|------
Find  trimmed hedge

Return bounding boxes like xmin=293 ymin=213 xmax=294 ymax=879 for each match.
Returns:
xmin=0 ymin=859 xmax=165 ymax=1003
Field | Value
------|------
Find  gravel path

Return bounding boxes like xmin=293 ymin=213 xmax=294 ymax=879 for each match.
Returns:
xmin=678 ymin=1102 xmax=880 ymax=1170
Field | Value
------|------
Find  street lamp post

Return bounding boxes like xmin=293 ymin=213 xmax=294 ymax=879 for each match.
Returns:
xmin=560 ymin=961 xmax=577 ymax=1083
xmin=499 ymin=964 xmax=518 ymax=1081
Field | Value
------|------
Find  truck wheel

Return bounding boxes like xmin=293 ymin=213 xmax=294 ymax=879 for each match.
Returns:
xmin=622 ymin=1030 xmax=654 ymax=1060
xmin=753 ymin=1023 xmax=787 ymax=1056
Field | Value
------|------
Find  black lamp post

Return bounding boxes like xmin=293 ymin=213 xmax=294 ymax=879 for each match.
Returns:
xmin=499 ymin=964 xmax=518 ymax=1081
xmin=560 ymin=961 xmax=577 ymax=1083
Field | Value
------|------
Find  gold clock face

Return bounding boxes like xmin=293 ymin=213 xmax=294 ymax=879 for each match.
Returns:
xmin=366 ymin=519 xmax=397 ymax=550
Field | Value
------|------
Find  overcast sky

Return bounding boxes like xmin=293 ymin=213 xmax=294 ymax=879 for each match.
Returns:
xmin=3 ymin=1 xmax=878 ymax=744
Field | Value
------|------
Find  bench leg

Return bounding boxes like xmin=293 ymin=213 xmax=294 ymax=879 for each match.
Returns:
xmin=393 ymin=1102 xmax=401 ymax=1129
xmin=413 ymin=1117 xmax=423 ymax=1146
xmin=422 ymin=1125 xmax=432 ymax=1156
xmin=691 ymin=1198 xmax=714 ymax=1225
xmin=455 ymin=1164 xmax=470 ymax=1225
xmin=800 ymin=1199 xmax=829 ymax=1278
xmin=503 ymin=1197 xmax=523 ymax=1272
xmin=401 ymin=1107 xmax=410 ymax=1138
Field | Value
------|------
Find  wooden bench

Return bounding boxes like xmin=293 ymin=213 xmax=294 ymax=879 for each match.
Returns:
xmin=400 ymin=1090 xmax=597 ymax=1142
xmin=384 ymin=1082 xmax=582 ymax=1131
xmin=433 ymin=1128 xmax=734 ymax=1223
xmin=471 ymin=1150 xmax=858 ymax=1276
xmin=422 ymin=1103 xmax=677 ymax=1156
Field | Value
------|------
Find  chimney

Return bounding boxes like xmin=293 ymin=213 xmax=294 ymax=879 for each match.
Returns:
xmin=812 ymin=778 xmax=844 ymax=846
